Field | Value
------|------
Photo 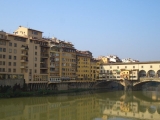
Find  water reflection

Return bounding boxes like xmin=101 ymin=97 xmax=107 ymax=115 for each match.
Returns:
xmin=0 ymin=91 xmax=160 ymax=120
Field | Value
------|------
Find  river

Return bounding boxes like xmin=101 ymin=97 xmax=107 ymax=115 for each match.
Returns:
xmin=0 ymin=90 xmax=160 ymax=120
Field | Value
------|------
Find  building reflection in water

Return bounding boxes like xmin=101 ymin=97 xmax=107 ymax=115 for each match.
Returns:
xmin=0 ymin=91 xmax=160 ymax=120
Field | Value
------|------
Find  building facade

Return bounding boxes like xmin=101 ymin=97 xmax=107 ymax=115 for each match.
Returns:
xmin=76 ymin=51 xmax=99 ymax=82
xmin=99 ymin=61 xmax=160 ymax=81
xmin=0 ymin=26 xmax=100 ymax=89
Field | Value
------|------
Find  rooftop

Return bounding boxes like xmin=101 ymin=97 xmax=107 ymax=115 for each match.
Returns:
xmin=102 ymin=61 xmax=160 ymax=65
xmin=19 ymin=26 xmax=43 ymax=33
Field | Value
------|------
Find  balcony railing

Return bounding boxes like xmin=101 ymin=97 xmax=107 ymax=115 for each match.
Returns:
xmin=40 ymin=44 xmax=49 ymax=47
xmin=20 ymin=66 xmax=28 ymax=69
xmin=50 ymin=69 xmax=59 ymax=72
xmin=40 ymin=72 xmax=48 ymax=74
xmin=21 ymin=45 xmax=29 ymax=50
xmin=40 ymin=64 xmax=48 ymax=69
xmin=50 ymin=65 xmax=55 ymax=68
xmin=21 ymin=59 xmax=28 ymax=62
xmin=21 ymin=53 xmax=28 ymax=56
xmin=41 ymin=54 xmax=49 ymax=58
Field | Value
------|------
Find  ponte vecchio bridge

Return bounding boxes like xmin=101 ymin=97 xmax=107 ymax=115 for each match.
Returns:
xmin=97 ymin=61 xmax=160 ymax=90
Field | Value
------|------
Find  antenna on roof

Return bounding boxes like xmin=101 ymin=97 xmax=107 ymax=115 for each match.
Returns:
xmin=27 ymin=22 xmax=29 ymax=28
xmin=48 ymin=33 xmax=50 ymax=38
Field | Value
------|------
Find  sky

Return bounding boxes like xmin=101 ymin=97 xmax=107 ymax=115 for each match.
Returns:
xmin=0 ymin=0 xmax=160 ymax=61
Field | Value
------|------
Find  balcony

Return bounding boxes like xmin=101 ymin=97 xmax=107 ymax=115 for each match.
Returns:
xmin=20 ymin=65 xmax=28 ymax=69
xmin=40 ymin=60 xmax=45 ymax=63
xmin=50 ymin=70 xmax=59 ymax=73
xmin=41 ymin=54 xmax=49 ymax=58
xmin=40 ymin=64 xmax=48 ymax=69
xmin=50 ymin=65 xmax=55 ymax=68
xmin=50 ymin=55 xmax=55 ymax=57
xmin=40 ymin=72 xmax=48 ymax=74
xmin=40 ymin=44 xmax=49 ymax=47
xmin=21 ymin=53 xmax=28 ymax=56
xmin=21 ymin=59 xmax=28 ymax=62
xmin=21 ymin=45 xmax=29 ymax=50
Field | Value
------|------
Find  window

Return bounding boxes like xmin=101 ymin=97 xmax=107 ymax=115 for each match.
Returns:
xmin=8 ymin=62 xmax=11 ymax=66
xmin=35 ymin=46 xmax=37 ymax=49
xmin=35 ymin=64 xmax=37 ymax=67
xmin=14 ymin=56 xmax=16 ymax=60
xmin=110 ymin=66 xmax=112 ymax=69
xmin=14 ymin=43 xmax=17 ymax=47
xmin=3 ymin=55 xmax=5 ymax=58
xmin=133 ymin=66 xmax=135 ymax=68
xmin=3 ymin=61 xmax=5 ymax=65
xmin=35 ymin=57 xmax=37 ymax=61
xmin=0 ymin=48 xmax=2 ymax=52
xmin=9 ymin=55 xmax=12 ymax=59
xmin=125 ymin=66 xmax=127 ymax=68
xmin=35 ymin=69 xmax=37 ymax=73
xmin=150 ymin=65 xmax=152 ymax=68
xmin=0 ymin=54 xmax=1 ymax=58
xmin=0 ymin=35 xmax=3 ymax=39
xmin=0 ymin=61 xmax=2 ymax=65
xmin=3 ymin=48 xmax=6 ymax=52
xmin=0 ymin=40 xmax=5 ymax=45
xmin=141 ymin=66 xmax=143 ymax=68
xmin=35 ymin=52 xmax=37 ymax=55
xmin=13 ymin=62 xmax=16 ymax=66
xmin=8 ymin=68 xmax=11 ymax=72
xmin=13 ymin=69 xmax=16 ymax=73
xmin=56 ymin=53 xmax=59 ymax=56
xmin=32 ymin=31 xmax=38 ymax=35
xmin=9 ymin=49 xmax=12 ymax=53
xmin=117 ymin=66 xmax=119 ymax=69
xmin=14 ymin=49 xmax=17 ymax=54
xmin=3 ymin=68 xmax=5 ymax=72
xmin=9 ymin=42 xmax=12 ymax=46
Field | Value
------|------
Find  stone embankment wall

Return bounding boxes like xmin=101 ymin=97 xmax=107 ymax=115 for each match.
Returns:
xmin=0 ymin=79 xmax=24 ymax=87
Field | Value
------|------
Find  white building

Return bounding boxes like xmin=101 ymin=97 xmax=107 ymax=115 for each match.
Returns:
xmin=122 ymin=58 xmax=139 ymax=63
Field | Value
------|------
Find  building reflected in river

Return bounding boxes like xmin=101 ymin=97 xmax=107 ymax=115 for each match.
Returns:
xmin=0 ymin=91 xmax=160 ymax=120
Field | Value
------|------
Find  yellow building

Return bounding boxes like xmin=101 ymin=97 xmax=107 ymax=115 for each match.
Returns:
xmin=48 ymin=39 xmax=76 ymax=82
xmin=0 ymin=26 xmax=49 ymax=89
xmin=0 ymin=26 xmax=101 ymax=90
xmin=76 ymin=51 xmax=100 ymax=82
xmin=14 ymin=26 xmax=49 ymax=89
xmin=76 ymin=51 xmax=92 ymax=82
xmin=90 ymin=58 xmax=99 ymax=81
xmin=0 ymin=30 xmax=25 ymax=86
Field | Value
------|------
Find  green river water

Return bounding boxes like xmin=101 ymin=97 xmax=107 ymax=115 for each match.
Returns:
xmin=0 ymin=90 xmax=160 ymax=120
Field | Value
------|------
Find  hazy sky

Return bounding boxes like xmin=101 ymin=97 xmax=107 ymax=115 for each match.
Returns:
xmin=0 ymin=0 xmax=160 ymax=61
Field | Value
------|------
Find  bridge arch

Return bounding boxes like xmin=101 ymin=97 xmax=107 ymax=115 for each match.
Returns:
xmin=147 ymin=70 xmax=156 ymax=77
xmin=157 ymin=70 xmax=160 ymax=77
xmin=139 ymin=105 xmax=147 ymax=113
xmin=148 ymin=106 xmax=156 ymax=114
xmin=94 ymin=80 xmax=124 ymax=89
xmin=139 ymin=70 xmax=146 ymax=77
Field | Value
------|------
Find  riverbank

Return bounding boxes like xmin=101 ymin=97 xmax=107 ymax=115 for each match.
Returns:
xmin=0 ymin=88 xmax=95 ymax=98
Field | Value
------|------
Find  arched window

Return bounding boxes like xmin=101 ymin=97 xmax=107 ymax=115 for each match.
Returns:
xmin=148 ymin=70 xmax=155 ymax=77
xmin=139 ymin=70 xmax=146 ymax=77
xmin=157 ymin=70 xmax=160 ymax=77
